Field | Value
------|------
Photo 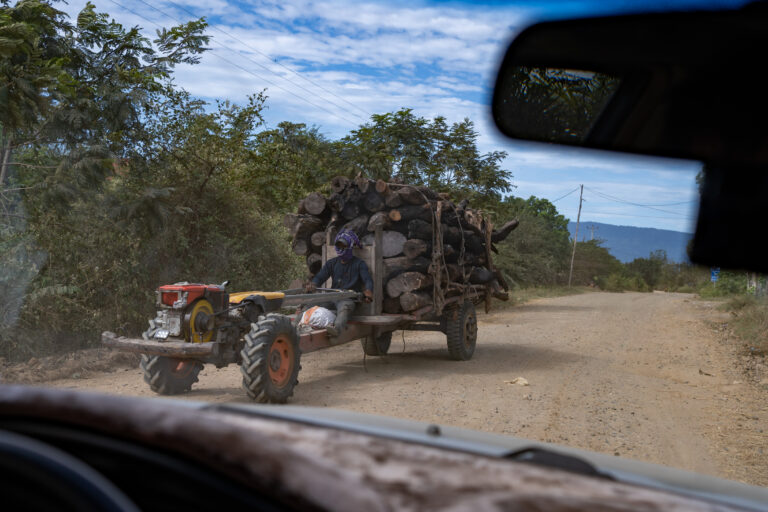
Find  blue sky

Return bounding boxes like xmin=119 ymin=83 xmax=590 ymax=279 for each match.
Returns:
xmin=62 ymin=0 xmax=747 ymax=233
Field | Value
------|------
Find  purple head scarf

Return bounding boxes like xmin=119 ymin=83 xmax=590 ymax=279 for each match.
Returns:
xmin=334 ymin=230 xmax=360 ymax=262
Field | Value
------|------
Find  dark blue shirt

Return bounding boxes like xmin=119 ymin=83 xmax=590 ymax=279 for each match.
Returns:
xmin=312 ymin=256 xmax=374 ymax=292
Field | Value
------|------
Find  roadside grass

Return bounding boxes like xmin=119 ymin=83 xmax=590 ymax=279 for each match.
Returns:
xmin=719 ymin=295 xmax=768 ymax=355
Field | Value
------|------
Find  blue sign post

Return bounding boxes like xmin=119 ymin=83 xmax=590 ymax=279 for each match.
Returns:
xmin=711 ymin=267 xmax=720 ymax=283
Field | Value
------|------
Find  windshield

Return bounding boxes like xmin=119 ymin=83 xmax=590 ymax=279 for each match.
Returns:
xmin=1 ymin=0 xmax=765 ymax=490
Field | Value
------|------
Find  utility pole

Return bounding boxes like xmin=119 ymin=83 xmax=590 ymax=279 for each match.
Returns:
xmin=588 ymin=224 xmax=597 ymax=241
xmin=568 ymin=185 xmax=584 ymax=287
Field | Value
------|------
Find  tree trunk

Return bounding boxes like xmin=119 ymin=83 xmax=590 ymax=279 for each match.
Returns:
xmin=386 ymin=271 xmax=433 ymax=298
xmin=468 ymin=267 xmax=495 ymax=284
xmin=331 ymin=176 xmax=350 ymax=193
xmin=341 ymin=214 xmax=369 ymax=237
xmin=327 ymin=193 xmax=344 ymax=212
xmin=354 ymin=176 xmax=373 ymax=194
xmin=375 ymin=179 xmax=389 ymax=194
xmin=367 ymin=211 xmax=391 ymax=232
xmin=388 ymin=204 xmax=431 ymax=223
xmin=491 ymin=219 xmax=520 ymax=243
xmin=360 ymin=230 xmax=405 ymax=258
xmin=383 ymin=296 xmax=402 ymax=314
xmin=363 ymin=190 xmax=385 ymax=212
xmin=292 ymin=215 xmax=325 ymax=240
xmin=310 ymin=231 xmax=327 ymax=249
xmin=0 ymin=131 xmax=11 ymax=187
xmin=397 ymin=186 xmax=427 ymax=205
xmin=303 ymin=192 xmax=327 ymax=216
xmin=400 ymin=291 xmax=432 ymax=312
xmin=384 ymin=190 xmax=403 ymax=208
xmin=383 ymin=256 xmax=430 ymax=280
xmin=292 ymin=238 xmax=311 ymax=256
xmin=307 ymin=253 xmax=323 ymax=274
xmin=407 ymin=219 xmax=433 ymax=240
xmin=403 ymin=238 xmax=429 ymax=259
xmin=341 ymin=202 xmax=360 ymax=220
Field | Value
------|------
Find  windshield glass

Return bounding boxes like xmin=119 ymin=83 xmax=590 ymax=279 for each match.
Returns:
xmin=1 ymin=0 xmax=765 ymax=489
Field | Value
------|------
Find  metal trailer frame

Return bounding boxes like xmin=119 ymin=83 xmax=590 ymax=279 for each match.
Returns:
xmin=102 ymin=226 xmax=488 ymax=365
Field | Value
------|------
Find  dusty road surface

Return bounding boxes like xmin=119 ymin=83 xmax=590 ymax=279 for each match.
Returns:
xmin=43 ymin=291 xmax=767 ymax=486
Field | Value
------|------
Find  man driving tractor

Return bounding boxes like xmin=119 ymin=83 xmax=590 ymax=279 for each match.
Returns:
xmin=305 ymin=230 xmax=374 ymax=337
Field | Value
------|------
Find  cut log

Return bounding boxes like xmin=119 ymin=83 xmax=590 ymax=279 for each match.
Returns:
xmin=403 ymin=239 xmax=429 ymax=259
xmin=341 ymin=202 xmax=360 ymax=220
xmin=354 ymin=176 xmax=373 ymax=194
xmin=407 ymin=219 xmax=433 ymax=240
xmin=293 ymin=215 xmax=324 ymax=240
xmin=386 ymin=272 xmax=433 ymax=298
xmin=327 ymin=193 xmax=344 ymax=212
xmin=491 ymin=219 xmax=520 ymax=243
xmin=375 ymin=179 xmax=389 ymax=194
xmin=292 ymin=238 xmax=310 ymax=256
xmin=468 ymin=267 xmax=495 ymax=284
xmin=361 ymin=230 xmax=406 ymax=258
xmin=383 ymin=296 xmax=402 ymax=314
xmin=310 ymin=231 xmax=327 ymax=249
xmin=331 ymin=176 xmax=350 ymax=194
xmin=397 ymin=186 xmax=427 ymax=205
xmin=367 ymin=211 xmax=391 ymax=232
xmin=463 ymin=209 xmax=485 ymax=236
xmin=303 ymin=192 xmax=327 ymax=216
xmin=341 ymin=214 xmax=369 ymax=237
xmin=384 ymin=191 xmax=403 ymax=208
xmin=283 ymin=213 xmax=300 ymax=233
xmin=388 ymin=204 xmax=431 ymax=223
xmin=307 ymin=253 xmax=323 ymax=274
xmin=383 ymin=256 xmax=430 ymax=280
xmin=363 ymin=190 xmax=385 ymax=213
xmin=400 ymin=291 xmax=432 ymax=312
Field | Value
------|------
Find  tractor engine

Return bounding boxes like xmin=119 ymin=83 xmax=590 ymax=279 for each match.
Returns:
xmin=149 ymin=282 xmax=228 ymax=342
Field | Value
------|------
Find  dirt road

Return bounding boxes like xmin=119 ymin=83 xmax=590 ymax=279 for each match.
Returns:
xmin=45 ymin=291 xmax=767 ymax=486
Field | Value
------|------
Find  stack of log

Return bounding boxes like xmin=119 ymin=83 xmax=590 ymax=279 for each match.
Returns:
xmin=283 ymin=176 xmax=519 ymax=314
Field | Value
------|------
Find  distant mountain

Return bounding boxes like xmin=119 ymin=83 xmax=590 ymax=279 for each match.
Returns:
xmin=567 ymin=221 xmax=692 ymax=263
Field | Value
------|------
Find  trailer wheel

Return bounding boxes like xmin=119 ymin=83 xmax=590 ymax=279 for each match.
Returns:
xmin=361 ymin=331 xmax=392 ymax=356
xmin=241 ymin=314 xmax=301 ymax=403
xmin=140 ymin=355 xmax=202 ymax=395
xmin=444 ymin=300 xmax=477 ymax=361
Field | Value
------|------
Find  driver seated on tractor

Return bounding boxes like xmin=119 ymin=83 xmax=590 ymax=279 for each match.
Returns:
xmin=305 ymin=230 xmax=374 ymax=337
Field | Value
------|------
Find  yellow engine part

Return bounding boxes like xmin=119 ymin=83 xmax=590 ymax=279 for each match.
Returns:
xmin=228 ymin=291 xmax=285 ymax=304
xmin=186 ymin=299 xmax=214 ymax=343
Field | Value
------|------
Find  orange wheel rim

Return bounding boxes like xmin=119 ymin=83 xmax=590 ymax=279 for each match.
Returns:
xmin=268 ymin=335 xmax=294 ymax=387
xmin=172 ymin=359 xmax=194 ymax=377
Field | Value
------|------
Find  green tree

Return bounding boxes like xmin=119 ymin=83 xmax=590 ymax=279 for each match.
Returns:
xmin=340 ymin=108 xmax=512 ymax=206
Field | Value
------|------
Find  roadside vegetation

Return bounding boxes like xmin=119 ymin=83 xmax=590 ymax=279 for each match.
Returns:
xmin=0 ymin=1 xmax=739 ymax=361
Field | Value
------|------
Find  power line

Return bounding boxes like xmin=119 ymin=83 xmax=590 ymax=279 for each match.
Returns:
xmin=581 ymin=210 xmax=695 ymax=220
xmin=584 ymin=186 xmax=690 ymax=216
xmin=550 ymin=187 xmax=580 ymax=203
xmin=163 ymin=0 xmax=372 ymax=119
xmin=108 ymin=0 xmax=364 ymax=127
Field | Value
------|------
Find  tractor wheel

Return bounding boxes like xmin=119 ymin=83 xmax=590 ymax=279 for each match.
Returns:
xmin=140 ymin=355 xmax=202 ymax=395
xmin=444 ymin=300 xmax=477 ymax=361
xmin=240 ymin=314 xmax=301 ymax=403
xmin=361 ymin=331 xmax=392 ymax=356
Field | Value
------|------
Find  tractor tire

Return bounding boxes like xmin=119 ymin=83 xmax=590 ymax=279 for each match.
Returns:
xmin=140 ymin=355 xmax=202 ymax=395
xmin=240 ymin=314 xmax=301 ymax=403
xmin=444 ymin=300 xmax=477 ymax=361
xmin=361 ymin=331 xmax=392 ymax=356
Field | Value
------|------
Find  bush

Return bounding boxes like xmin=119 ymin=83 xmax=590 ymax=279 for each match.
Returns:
xmin=723 ymin=297 xmax=768 ymax=355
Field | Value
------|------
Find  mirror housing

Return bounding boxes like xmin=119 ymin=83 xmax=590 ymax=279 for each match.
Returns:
xmin=491 ymin=3 xmax=768 ymax=272
xmin=492 ymin=5 xmax=768 ymax=166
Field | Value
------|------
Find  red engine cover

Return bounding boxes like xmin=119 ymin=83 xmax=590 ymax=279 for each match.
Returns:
xmin=157 ymin=284 xmax=224 ymax=307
